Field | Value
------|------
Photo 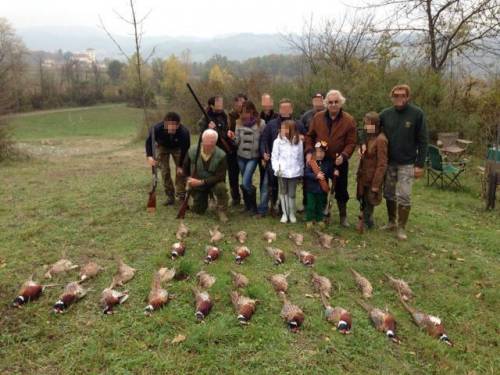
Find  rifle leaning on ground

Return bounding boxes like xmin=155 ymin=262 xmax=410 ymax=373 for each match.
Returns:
xmin=323 ymin=153 xmax=339 ymax=219
xmin=146 ymin=124 xmax=158 ymax=212
xmin=176 ymin=83 xmax=204 ymax=219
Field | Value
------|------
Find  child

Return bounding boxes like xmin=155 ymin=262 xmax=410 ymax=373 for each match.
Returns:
xmin=304 ymin=141 xmax=333 ymax=229
xmin=271 ymin=120 xmax=304 ymax=223
xmin=356 ymin=112 xmax=388 ymax=233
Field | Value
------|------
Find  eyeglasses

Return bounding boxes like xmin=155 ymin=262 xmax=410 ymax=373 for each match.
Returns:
xmin=327 ymin=100 xmax=340 ymax=105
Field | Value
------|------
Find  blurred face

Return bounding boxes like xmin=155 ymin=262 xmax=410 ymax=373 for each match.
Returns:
xmin=315 ymin=148 xmax=325 ymax=160
xmin=234 ymin=97 xmax=245 ymax=113
xmin=202 ymin=134 xmax=217 ymax=154
xmin=164 ymin=120 xmax=179 ymax=134
xmin=214 ymin=97 xmax=224 ymax=112
xmin=261 ymin=95 xmax=273 ymax=112
xmin=280 ymin=126 xmax=289 ymax=138
xmin=326 ymin=93 xmax=342 ymax=116
xmin=279 ymin=102 xmax=293 ymax=118
xmin=364 ymin=120 xmax=376 ymax=134
xmin=391 ymin=89 xmax=409 ymax=109
xmin=240 ymin=107 xmax=253 ymax=122
xmin=312 ymin=97 xmax=324 ymax=111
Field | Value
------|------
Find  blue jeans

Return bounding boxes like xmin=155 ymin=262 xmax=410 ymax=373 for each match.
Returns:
xmin=237 ymin=157 xmax=258 ymax=193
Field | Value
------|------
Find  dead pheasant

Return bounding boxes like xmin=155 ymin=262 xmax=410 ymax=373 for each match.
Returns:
xmin=265 ymin=247 xmax=285 ymax=265
xmin=398 ymin=294 xmax=452 ymax=346
xmin=295 ymin=250 xmax=316 ymax=266
xmin=79 ymin=261 xmax=103 ymax=282
xmin=209 ymin=226 xmax=224 ymax=244
xmin=156 ymin=267 xmax=176 ymax=284
xmin=357 ymin=300 xmax=400 ymax=343
xmin=12 ymin=276 xmax=57 ymax=308
xmin=231 ymin=271 xmax=249 ymax=288
xmin=170 ymin=242 xmax=186 ymax=259
xmin=44 ymin=258 xmax=79 ymax=279
xmin=234 ymin=246 xmax=251 ymax=264
xmin=263 ymin=231 xmax=277 ymax=243
xmin=193 ymin=287 xmax=213 ymax=321
xmin=385 ymin=273 xmax=413 ymax=301
xmin=311 ymin=272 xmax=332 ymax=299
xmin=351 ymin=268 xmax=373 ymax=299
xmin=314 ymin=230 xmax=333 ymax=249
xmin=176 ymin=221 xmax=189 ymax=240
xmin=321 ymin=294 xmax=352 ymax=334
xmin=53 ymin=282 xmax=87 ymax=313
xmin=204 ymin=246 xmax=220 ymax=264
xmin=110 ymin=259 xmax=136 ymax=288
xmin=269 ymin=272 xmax=291 ymax=294
xmin=280 ymin=293 xmax=305 ymax=332
xmin=235 ymin=231 xmax=247 ymax=244
xmin=288 ymin=232 xmax=304 ymax=246
xmin=196 ymin=271 xmax=216 ymax=289
xmin=231 ymin=291 xmax=258 ymax=324
xmin=144 ymin=271 xmax=171 ymax=315
xmin=101 ymin=287 xmax=129 ymax=314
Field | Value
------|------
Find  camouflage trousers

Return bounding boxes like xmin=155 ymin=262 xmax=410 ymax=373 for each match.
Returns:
xmin=191 ymin=182 xmax=228 ymax=214
xmin=383 ymin=164 xmax=414 ymax=207
xmin=157 ymin=146 xmax=186 ymax=199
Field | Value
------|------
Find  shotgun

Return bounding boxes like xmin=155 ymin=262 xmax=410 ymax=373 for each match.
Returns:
xmin=177 ymin=83 xmax=203 ymax=219
xmin=146 ymin=124 xmax=158 ymax=212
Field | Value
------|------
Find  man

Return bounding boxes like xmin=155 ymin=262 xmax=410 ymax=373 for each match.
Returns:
xmin=197 ymin=96 xmax=233 ymax=155
xmin=226 ymin=93 xmax=248 ymax=206
xmin=258 ymin=98 xmax=305 ymax=217
xmin=182 ymin=129 xmax=228 ymax=222
xmin=299 ymin=93 xmax=325 ymax=210
xmin=379 ymin=84 xmax=428 ymax=240
xmin=260 ymin=93 xmax=278 ymax=123
xmin=305 ymin=89 xmax=357 ymax=227
xmin=300 ymin=93 xmax=325 ymax=133
xmin=145 ymin=112 xmax=190 ymax=205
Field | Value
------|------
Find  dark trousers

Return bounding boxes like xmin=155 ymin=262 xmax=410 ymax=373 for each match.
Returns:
xmin=226 ymin=152 xmax=240 ymax=202
xmin=334 ymin=160 xmax=349 ymax=203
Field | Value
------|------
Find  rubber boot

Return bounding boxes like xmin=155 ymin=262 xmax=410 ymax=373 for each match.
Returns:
xmin=248 ymin=186 xmax=258 ymax=215
xmin=364 ymin=204 xmax=374 ymax=229
xmin=279 ymin=194 xmax=288 ymax=223
xmin=337 ymin=201 xmax=349 ymax=228
xmin=240 ymin=185 xmax=250 ymax=212
xmin=288 ymin=196 xmax=297 ymax=223
xmin=397 ymin=205 xmax=410 ymax=241
xmin=381 ymin=200 xmax=397 ymax=230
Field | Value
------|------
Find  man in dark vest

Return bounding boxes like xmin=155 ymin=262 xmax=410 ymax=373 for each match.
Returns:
xmin=182 ymin=129 xmax=228 ymax=222
xmin=145 ymin=112 xmax=190 ymax=205
xmin=380 ymin=84 xmax=428 ymax=240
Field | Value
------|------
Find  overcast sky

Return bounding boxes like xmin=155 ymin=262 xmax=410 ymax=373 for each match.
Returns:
xmin=2 ymin=0 xmax=367 ymax=37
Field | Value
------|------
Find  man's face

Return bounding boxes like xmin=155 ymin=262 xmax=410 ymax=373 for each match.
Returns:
xmin=391 ymin=89 xmax=409 ymax=109
xmin=279 ymin=102 xmax=293 ymax=118
xmin=214 ymin=97 xmax=224 ymax=112
xmin=312 ymin=97 xmax=324 ymax=111
xmin=202 ymin=135 xmax=217 ymax=154
xmin=326 ymin=94 xmax=342 ymax=116
xmin=164 ymin=120 xmax=179 ymax=134
xmin=261 ymin=95 xmax=273 ymax=112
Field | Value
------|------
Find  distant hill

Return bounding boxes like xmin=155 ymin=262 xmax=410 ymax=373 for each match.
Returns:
xmin=18 ymin=26 xmax=291 ymax=61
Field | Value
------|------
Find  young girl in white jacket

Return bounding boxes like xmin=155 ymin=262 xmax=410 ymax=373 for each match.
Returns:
xmin=271 ymin=120 xmax=304 ymax=223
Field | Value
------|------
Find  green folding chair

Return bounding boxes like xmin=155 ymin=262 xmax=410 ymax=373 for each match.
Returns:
xmin=427 ymin=145 xmax=467 ymax=189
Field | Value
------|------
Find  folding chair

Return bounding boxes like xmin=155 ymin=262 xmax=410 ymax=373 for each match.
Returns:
xmin=427 ymin=145 xmax=467 ymax=189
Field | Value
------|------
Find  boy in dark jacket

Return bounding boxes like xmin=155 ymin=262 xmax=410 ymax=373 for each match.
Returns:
xmin=304 ymin=141 xmax=334 ymax=229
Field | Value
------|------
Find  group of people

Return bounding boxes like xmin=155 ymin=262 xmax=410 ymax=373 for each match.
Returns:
xmin=145 ymin=84 xmax=428 ymax=240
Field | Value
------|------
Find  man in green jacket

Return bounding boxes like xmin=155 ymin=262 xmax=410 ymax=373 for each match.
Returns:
xmin=182 ymin=129 xmax=228 ymax=222
xmin=379 ymin=84 xmax=428 ymax=240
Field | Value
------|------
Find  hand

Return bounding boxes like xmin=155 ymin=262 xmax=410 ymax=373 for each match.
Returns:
xmin=263 ymin=153 xmax=270 ymax=161
xmin=147 ymin=157 xmax=157 ymax=167
xmin=317 ymin=172 xmax=325 ymax=180
xmin=414 ymin=166 xmax=424 ymax=179
xmin=227 ymin=130 xmax=235 ymax=139
xmin=187 ymin=177 xmax=204 ymax=187
xmin=208 ymin=121 xmax=216 ymax=129
xmin=335 ymin=154 xmax=344 ymax=166
xmin=358 ymin=144 xmax=366 ymax=157
xmin=176 ymin=167 xmax=184 ymax=176
xmin=306 ymin=153 xmax=312 ymax=164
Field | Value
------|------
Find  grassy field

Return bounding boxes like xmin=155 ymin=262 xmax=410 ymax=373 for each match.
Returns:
xmin=0 ymin=106 xmax=498 ymax=374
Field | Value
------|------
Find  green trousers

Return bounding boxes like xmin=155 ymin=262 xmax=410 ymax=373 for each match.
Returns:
xmin=157 ymin=146 xmax=186 ymax=199
xmin=191 ymin=182 xmax=228 ymax=214
xmin=306 ymin=191 xmax=327 ymax=222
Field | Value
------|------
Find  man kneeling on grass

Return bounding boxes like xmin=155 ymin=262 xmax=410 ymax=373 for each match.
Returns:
xmin=182 ymin=129 xmax=229 ymax=223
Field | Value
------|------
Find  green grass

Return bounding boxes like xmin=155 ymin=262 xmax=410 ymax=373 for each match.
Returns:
xmin=0 ymin=106 xmax=499 ymax=374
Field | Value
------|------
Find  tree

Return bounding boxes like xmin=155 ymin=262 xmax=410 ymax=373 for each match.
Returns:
xmin=107 ymin=60 xmax=125 ymax=83
xmin=162 ymin=55 xmax=189 ymax=103
xmin=364 ymin=0 xmax=500 ymax=72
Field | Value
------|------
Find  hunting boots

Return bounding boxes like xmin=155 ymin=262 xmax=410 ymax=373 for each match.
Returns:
xmin=381 ymin=200 xmax=397 ymax=230
xmin=337 ymin=201 xmax=349 ymax=227
xmin=364 ymin=204 xmax=375 ymax=229
xmin=288 ymin=196 xmax=297 ymax=223
xmin=397 ymin=205 xmax=410 ymax=241
xmin=279 ymin=194 xmax=288 ymax=223
xmin=248 ymin=186 xmax=258 ymax=215
xmin=240 ymin=185 xmax=250 ymax=213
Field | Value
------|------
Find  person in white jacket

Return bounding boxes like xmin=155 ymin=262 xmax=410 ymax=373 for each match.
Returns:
xmin=271 ymin=120 xmax=304 ymax=223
